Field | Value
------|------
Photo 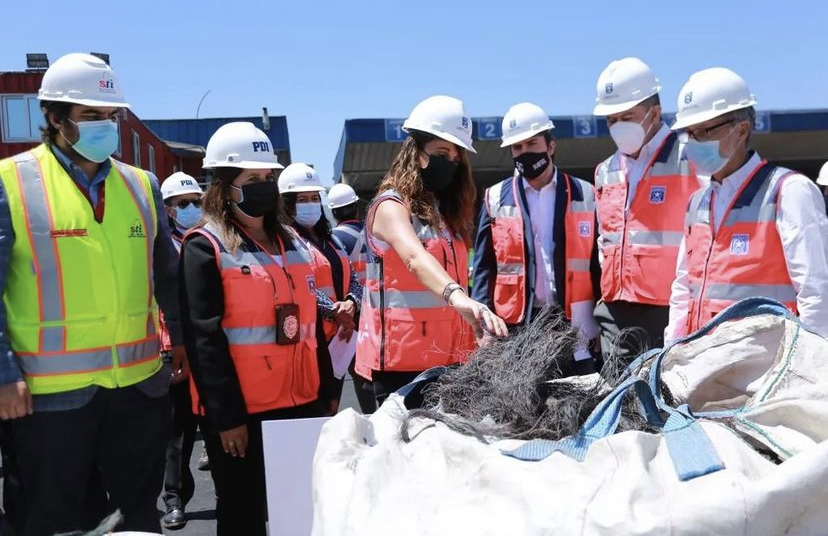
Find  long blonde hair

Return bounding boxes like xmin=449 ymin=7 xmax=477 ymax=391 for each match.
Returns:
xmin=377 ymin=133 xmax=476 ymax=246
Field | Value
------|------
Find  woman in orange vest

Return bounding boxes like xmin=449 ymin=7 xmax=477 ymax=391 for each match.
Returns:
xmin=179 ymin=123 xmax=328 ymax=536
xmin=278 ymin=163 xmax=362 ymax=414
xmin=355 ymin=95 xmax=508 ymax=406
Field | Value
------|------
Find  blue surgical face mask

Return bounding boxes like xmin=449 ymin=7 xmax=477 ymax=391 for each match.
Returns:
xmin=175 ymin=204 xmax=202 ymax=229
xmin=295 ymin=201 xmax=322 ymax=228
xmin=683 ymin=124 xmax=737 ymax=177
xmin=65 ymin=119 xmax=120 ymax=163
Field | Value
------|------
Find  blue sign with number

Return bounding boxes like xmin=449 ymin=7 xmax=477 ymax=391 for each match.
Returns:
xmin=754 ymin=111 xmax=771 ymax=133
xmin=573 ymin=116 xmax=596 ymax=138
xmin=476 ymin=117 xmax=501 ymax=141
xmin=384 ymin=119 xmax=407 ymax=142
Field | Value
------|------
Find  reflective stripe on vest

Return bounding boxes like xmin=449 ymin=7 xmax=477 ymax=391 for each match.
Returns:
xmin=0 ymin=145 xmax=160 ymax=393
xmin=484 ymin=173 xmax=596 ymax=323
xmin=595 ymin=131 xmax=700 ymax=306
xmin=188 ymin=223 xmax=320 ymax=414
xmin=355 ymin=189 xmax=474 ymax=378
xmin=333 ymin=222 xmax=367 ymax=283
xmin=683 ymin=162 xmax=797 ymax=334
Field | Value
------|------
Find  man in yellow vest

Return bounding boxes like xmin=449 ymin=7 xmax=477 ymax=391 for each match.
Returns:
xmin=0 ymin=53 xmax=184 ymax=536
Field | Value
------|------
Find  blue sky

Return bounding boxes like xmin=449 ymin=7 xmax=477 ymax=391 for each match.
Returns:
xmin=2 ymin=0 xmax=825 ymax=184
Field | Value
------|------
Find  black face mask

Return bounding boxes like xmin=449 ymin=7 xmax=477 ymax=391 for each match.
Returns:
xmin=420 ymin=153 xmax=459 ymax=193
xmin=233 ymin=181 xmax=279 ymax=217
xmin=514 ymin=151 xmax=551 ymax=180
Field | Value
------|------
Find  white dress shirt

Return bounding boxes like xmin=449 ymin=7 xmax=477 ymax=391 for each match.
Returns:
xmin=665 ymin=152 xmax=828 ymax=340
xmin=523 ymin=169 xmax=557 ymax=307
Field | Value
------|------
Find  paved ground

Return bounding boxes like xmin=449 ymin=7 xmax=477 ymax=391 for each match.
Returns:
xmin=0 ymin=376 xmax=361 ymax=536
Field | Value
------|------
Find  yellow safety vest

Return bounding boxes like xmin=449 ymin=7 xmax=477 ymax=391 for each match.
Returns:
xmin=0 ymin=144 xmax=161 ymax=394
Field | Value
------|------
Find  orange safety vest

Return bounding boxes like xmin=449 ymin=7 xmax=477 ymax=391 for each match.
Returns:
xmin=484 ymin=172 xmax=596 ymax=325
xmin=185 ymin=223 xmax=320 ymax=415
xmin=304 ymin=236 xmax=352 ymax=342
xmin=595 ymin=132 xmax=699 ymax=306
xmin=683 ymin=161 xmax=797 ymax=335
xmin=355 ymin=190 xmax=475 ymax=378
xmin=333 ymin=220 xmax=367 ymax=285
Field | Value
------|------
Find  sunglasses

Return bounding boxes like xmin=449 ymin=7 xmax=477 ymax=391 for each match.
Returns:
xmin=173 ymin=199 xmax=202 ymax=209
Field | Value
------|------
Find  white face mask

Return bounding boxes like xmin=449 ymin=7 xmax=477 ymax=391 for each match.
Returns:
xmin=609 ymin=108 xmax=654 ymax=155
xmin=295 ymin=201 xmax=322 ymax=228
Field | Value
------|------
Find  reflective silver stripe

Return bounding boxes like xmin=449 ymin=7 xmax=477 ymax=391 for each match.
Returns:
xmin=117 ymin=336 xmax=160 ymax=366
xmin=627 ymin=230 xmax=684 ymax=247
xmin=726 ymin=204 xmax=777 ymax=225
xmin=412 ymin=218 xmax=441 ymax=240
xmin=368 ymin=289 xmax=445 ymax=310
xmin=603 ymin=232 xmax=622 ymax=246
xmin=496 ymin=262 xmax=523 ymax=275
xmin=335 ymin=225 xmax=361 ymax=241
xmin=486 ymin=181 xmax=504 ymax=216
xmin=18 ymin=349 xmax=112 ymax=375
xmin=12 ymin=153 xmax=66 ymax=349
xmin=366 ymin=262 xmax=381 ymax=280
xmin=567 ymin=259 xmax=590 ymax=272
xmin=113 ymin=162 xmax=157 ymax=241
xmin=39 ymin=326 xmax=66 ymax=353
xmin=224 ymin=323 xmax=315 ymax=345
xmin=597 ymin=168 xmax=625 ymax=187
xmin=569 ymin=201 xmax=594 ymax=213
xmin=700 ymin=283 xmax=797 ymax=303
xmin=218 ymin=250 xmax=274 ymax=269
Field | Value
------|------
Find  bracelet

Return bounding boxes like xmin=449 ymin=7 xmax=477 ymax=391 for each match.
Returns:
xmin=441 ymin=282 xmax=465 ymax=303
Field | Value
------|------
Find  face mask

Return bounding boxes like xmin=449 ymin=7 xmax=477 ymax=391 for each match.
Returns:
xmin=174 ymin=204 xmax=202 ymax=229
xmin=295 ymin=201 xmax=322 ymax=227
xmin=608 ymin=108 xmax=653 ymax=155
xmin=232 ymin=181 xmax=279 ymax=218
xmin=64 ymin=119 xmax=120 ymax=163
xmin=684 ymin=139 xmax=733 ymax=177
xmin=514 ymin=151 xmax=551 ymax=180
xmin=420 ymin=153 xmax=459 ymax=193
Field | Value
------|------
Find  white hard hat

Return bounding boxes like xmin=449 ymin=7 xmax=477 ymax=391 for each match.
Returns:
xmin=160 ymin=172 xmax=203 ymax=200
xmin=203 ymin=122 xmax=283 ymax=170
xmin=500 ymin=102 xmax=555 ymax=148
xmin=593 ymin=57 xmax=661 ymax=116
xmin=817 ymin=161 xmax=828 ymax=187
xmin=402 ymin=95 xmax=476 ymax=153
xmin=38 ymin=53 xmax=130 ymax=108
xmin=278 ymin=163 xmax=325 ymax=194
xmin=328 ymin=183 xmax=359 ymax=208
xmin=671 ymin=68 xmax=757 ymax=131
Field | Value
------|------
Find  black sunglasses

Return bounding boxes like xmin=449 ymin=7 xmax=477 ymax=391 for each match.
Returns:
xmin=173 ymin=199 xmax=202 ymax=209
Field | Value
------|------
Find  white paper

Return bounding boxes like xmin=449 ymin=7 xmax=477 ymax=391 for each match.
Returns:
xmin=327 ymin=327 xmax=357 ymax=379
xmin=263 ymin=417 xmax=330 ymax=536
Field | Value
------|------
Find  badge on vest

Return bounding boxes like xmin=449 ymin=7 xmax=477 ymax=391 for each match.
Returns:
xmin=578 ymin=221 xmax=591 ymax=237
xmin=730 ymin=234 xmax=750 ymax=256
xmin=306 ymin=275 xmax=316 ymax=292
xmin=276 ymin=304 xmax=300 ymax=345
xmin=649 ymin=186 xmax=666 ymax=204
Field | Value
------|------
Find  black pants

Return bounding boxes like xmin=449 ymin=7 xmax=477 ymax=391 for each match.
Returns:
xmin=163 ymin=380 xmax=198 ymax=509
xmin=1 ymin=422 xmax=23 ymax=535
xmin=371 ymin=371 xmax=424 ymax=407
xmin=11 ymin=387 xmax=169 ymax=536
xmin=202 ymin=401 xmax=325 ymax=536
xmin=594 ymin=300 xmax=669 ymax=365
xmin=348 ymin=358 xmax=376 ymax=414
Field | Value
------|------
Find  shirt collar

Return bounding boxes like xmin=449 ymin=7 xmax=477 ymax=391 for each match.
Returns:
xmin=522 ymin=166 xmax=557 ymax=193
xmin=711 ymin=151 xmax=762 ymax=195
xmin=50 ymin=143 xmax=112 ymax=188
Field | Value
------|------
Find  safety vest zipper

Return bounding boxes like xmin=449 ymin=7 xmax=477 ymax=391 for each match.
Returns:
xmin=696 ymin=190 xmax=718 ymax=329
xmin=378 ymin=256 xmax=387 ymax=371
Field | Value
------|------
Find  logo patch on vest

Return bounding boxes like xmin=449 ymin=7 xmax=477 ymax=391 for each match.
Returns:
xmin=282 ymin=314 xmax=299 ymax=340
xmin=129 ymin=219 xmax=145 ymax=238
xmin=306 ymin=275 xmax=316 ymax=292
xmin=730 ymin=234 xmax=749 ymax=256
xmin=649 ymin=186 xmax=666 ymax=204
xmin=578 ymin=221 xmax=591 ymax=237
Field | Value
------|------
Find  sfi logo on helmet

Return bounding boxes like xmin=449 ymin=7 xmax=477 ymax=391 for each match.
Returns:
xmin=98 ymin=79 xmax=116 ymax=94
xmin=684 ymin=92 xmax=693 ymax=104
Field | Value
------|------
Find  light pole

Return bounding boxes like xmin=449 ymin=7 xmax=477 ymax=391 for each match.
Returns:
xmin=195 ymin=89 xmax=212 ymax=119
